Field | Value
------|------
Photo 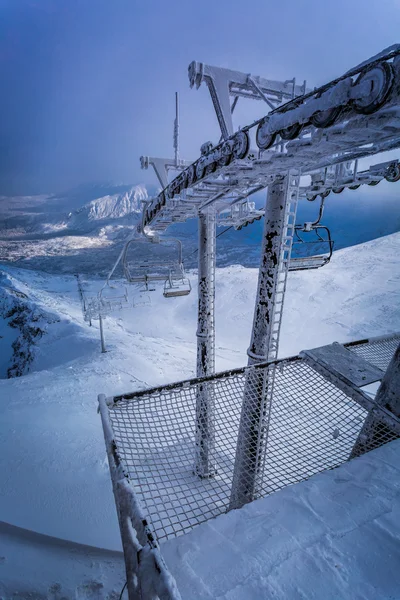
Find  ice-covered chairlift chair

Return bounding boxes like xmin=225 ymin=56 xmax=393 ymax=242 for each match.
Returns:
xmin=289 ymin=225 xmax=333 ymax=271
xmin=163 ymin=266 xmax=192 ymax=298
xmin=122 ymin=234 xmax=192 ymax=298
xmin=99 ymin=283 xmax=130 ymax=312
xmin=289 ymin=196 xmax=334 ymax=271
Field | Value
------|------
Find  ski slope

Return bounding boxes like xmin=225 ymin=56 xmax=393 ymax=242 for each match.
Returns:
xmin=0 ymin=233 xmax=399 ymax=597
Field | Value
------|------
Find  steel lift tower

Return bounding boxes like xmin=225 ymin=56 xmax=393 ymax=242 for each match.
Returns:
xmin=98 ymin=45 xmax=400 ymax=599
xmin=140 ymin=45 xmax=400 ymax=501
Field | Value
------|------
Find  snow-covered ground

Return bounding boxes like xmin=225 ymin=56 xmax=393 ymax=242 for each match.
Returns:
xmin=0 ymin=233 xmax=399 ymax=597
xmin=163 ymin=438 xmax=400 ymax=600
xmin=0 ymin=522 xmax=126 ymax=600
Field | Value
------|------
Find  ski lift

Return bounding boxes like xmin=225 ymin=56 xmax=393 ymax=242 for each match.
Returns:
xmin=122 ymin=235 xmax=192 ymax=298
xmin=99 ymin=283 xmax=130 ymax=312
xmin=289 ymin=225 xmax=333 ymax=271
xmin=132 ymin=282 xmax=152 ymax=307
xmin=289 ymin=196 xmax=334 ymax=271
xmin=132 ymin=291 xmax=152 ymax=307
xmin=163 ymin=267 xmax=192 ymax=298
xmin=84 ymin=297 xmax=101 ymax=321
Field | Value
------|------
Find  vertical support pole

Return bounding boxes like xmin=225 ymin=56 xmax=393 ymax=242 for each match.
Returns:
xmin=230 ymin=176 xmax=289 ymax=509
xmin=195 ymin=209 xmax=216 ymax=477
xmin=350 ymin=342 xmax=400 ymax=458
xmin=99 ymin=314 xmax=107 ymax=354
xmin=174 ymin=92 xmax=179 ymax=167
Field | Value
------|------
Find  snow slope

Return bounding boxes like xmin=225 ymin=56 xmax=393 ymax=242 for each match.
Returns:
xmin=162 ymin=438 xmax=400 ymax=600
xmin=0 ymin=522 xmax=125 ymax=600
xmin=0 ymin=233 xmax=399 ymax=596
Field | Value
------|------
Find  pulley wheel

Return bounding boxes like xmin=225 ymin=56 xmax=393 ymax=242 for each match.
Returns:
xmin=205 ymin=161 xmax=217 ymax=175
xmin=232 ymin=130 xmax=249 ymax=159
xmin=218 ymin=142 xmax=233 ymax=166
xmin=187 ymin=164 xmax=196 ymax=186
xmin=385 ymin=163 xmax=400 ymax=182
xmin=256 ymin=119 xmax=276 ymax=150
xmin=180 ymin=171 xmax=188 ymax=190
xmin=196 ymin=158 xmax=206 ymax=180
xmin=311 ymin=106 xmax=342 ymax=128
xmin=353 ymin=62 xmax=394 ymax=115
xmin=279 ymin=122 xmax=302 ymax=140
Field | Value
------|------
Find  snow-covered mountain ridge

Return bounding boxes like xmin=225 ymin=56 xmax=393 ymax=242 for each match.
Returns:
xmin=67 ymin=184 xmax=147 ymax=224
xmin=0 ymin=183 xmax=148 ymax=239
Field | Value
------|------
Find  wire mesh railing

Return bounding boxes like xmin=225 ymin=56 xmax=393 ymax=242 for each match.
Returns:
xmin=345 ymin=333 xmax=400 ymax=372
xmin=105 ymin=333 xmax=400 ymax=543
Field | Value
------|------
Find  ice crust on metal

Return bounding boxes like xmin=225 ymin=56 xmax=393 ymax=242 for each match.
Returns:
xmin=301 ymin=342 xmax=385 ymax=387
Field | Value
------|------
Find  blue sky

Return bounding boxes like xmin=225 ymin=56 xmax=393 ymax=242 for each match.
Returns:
xmin=1 ymin=0 xmax=400 ymax=195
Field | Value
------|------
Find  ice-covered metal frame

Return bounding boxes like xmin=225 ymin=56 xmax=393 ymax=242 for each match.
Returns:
xmin=99 ymin=333 xmax=400 ymax=550
xmin=98 ymin=393 xmax=182 ymax=600
xmin=187 ymin=60 xmax=309 ymax=140
xmin=142 ymin=45 xmax=400 ymax=233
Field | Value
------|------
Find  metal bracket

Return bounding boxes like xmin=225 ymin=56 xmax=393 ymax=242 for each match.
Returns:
xmin=140 ymin=155 xmax=191 ymax=189
xmin=301 ymin=342 xmax=385 ymax=387
xmin=188 ymin=61 xmax=309 ymax=140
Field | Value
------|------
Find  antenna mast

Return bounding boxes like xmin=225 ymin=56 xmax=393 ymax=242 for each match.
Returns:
xmin=174 ymin=91 xmax=179 ymax=166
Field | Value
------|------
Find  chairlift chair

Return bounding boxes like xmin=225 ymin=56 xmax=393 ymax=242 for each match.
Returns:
xmin=99 ymin=284 xmax=130 ymax=311
xmin=84 ymin=297 xmax=102 ymax=321
xmin=122 ymin=235 xmax=192 ymax=298
xmin=289 ymin=225 xmax=334 ymax=271
xmin=132 ymin=282 xmax=152 ymax=307
xmin=163 ymin=267 xmax=192 ymax=298
xmin=289 ymin=195 xmax=334 ymax=271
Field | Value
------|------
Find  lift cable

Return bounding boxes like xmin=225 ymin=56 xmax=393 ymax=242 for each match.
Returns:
xmin=189 ymin=225 xmax=234 ymax=258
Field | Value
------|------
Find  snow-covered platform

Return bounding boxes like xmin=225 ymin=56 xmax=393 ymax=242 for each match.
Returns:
xmin=100 ymin=332 xmax=399 ymax=597
xmin=162 ymin=437 xmax=400 ymax=600
xmin=100 ymin=333 xmax=399 ymax=544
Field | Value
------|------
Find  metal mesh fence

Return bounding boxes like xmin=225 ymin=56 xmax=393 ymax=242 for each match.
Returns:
xmin=108 ymin=339 xmax=399 ymax=543
xmin=346 ymin=334 xmax=400 ymax=372
xmin=350 ymin=410 xmax=399 ymax=458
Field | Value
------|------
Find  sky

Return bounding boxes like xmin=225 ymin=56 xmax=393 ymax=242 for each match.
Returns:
xmin=1 ymin=0 xmax=400 ymax=195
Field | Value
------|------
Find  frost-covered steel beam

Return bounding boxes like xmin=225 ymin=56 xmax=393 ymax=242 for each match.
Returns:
xmin=140 ymin=155 xmax=191 ymax=189
xmin=350 ymin=343 xmax=400 ymax=458
xmin=230 ymin=177 xmax=288 ymax=509
xmin=195 ymin=209 xmax=216 ymax=478
xmin=98 ymin=394 xmax=182 ymax=600
xmin=188 ymin=61 xmax=308 ymax=139
xmin=145 ymin=47 xmax=400 ymax=233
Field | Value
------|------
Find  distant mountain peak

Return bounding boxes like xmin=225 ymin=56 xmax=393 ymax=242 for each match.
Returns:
xmin=69 ymin=184 xmax=148 ymax=227
xmin=85 ymin=184 xmax=148 ymax=221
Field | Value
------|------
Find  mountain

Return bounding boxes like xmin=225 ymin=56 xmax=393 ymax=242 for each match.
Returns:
xmin=66 ymin=184 xmax=147 ymax=231
xmin=1 ymin=182 xmax=400 ymax=276
xmin=0 ymin=183 xmax=148 ymax=239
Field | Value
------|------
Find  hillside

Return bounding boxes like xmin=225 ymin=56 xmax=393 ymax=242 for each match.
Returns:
xmin=0 ymin=233 xmax=399 ymax=597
